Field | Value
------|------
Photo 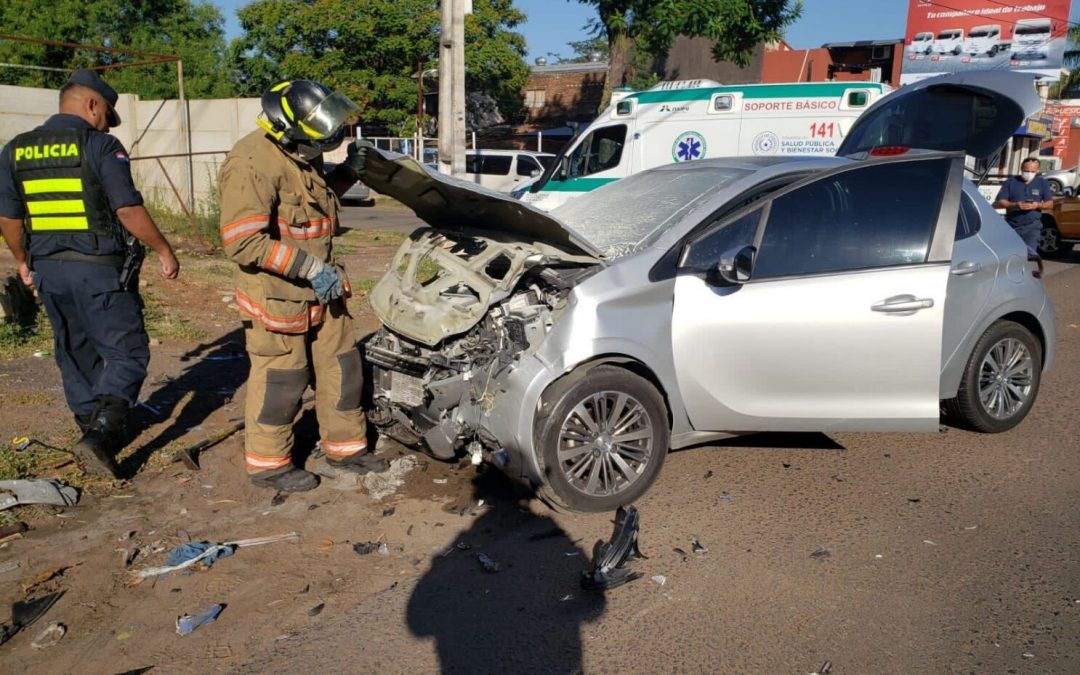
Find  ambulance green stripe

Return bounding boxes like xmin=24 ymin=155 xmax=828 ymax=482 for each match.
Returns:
xmin=630 ymin=82 xmax=885 ymax=104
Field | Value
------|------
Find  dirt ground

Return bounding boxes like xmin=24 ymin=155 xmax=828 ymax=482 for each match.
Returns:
xmin=0 ymin=205 xmax=1078 ymax=674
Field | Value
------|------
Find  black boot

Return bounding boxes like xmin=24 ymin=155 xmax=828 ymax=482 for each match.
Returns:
xmin=250 ymin=467 xmax=320 ymax=492
xmin=327 ymin=451 xmax=390 ymax=475
xmin=74 ymin=413 xmax=94 ymax=434
xmin=70 ymin=396 xmax=127 ymax=479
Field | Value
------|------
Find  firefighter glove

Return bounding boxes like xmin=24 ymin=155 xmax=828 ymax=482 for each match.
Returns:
xmin=305 ymin=259 xmax=346 ymax=304
xmin=345 ymin=139 xmax=376 ymax=177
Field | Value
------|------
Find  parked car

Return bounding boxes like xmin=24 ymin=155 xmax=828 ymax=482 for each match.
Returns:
xmin=1042 ymin=165 xmax=1076 ymax=195
xmin=323 ymin=161 xmax=372 ymax=204
xmin=358 ymin=71 xmax=1055 ymax=512
xmin=1038 ymin=196 xmax=1080 ymax=257
xmin=463 ymin=149 xmax=556 ymax=193
xmin=963 ymin=24 xmax=1005 ymax=56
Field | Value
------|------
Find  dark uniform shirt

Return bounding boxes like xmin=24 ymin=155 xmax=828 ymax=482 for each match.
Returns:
xmin=0 ymin=113 xmax=143 ymax=257
xmin=994 ymin=175 xmax=1052 ymax=231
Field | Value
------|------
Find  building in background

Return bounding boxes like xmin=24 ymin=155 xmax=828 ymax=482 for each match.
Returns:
xmin=763 ymin=39 xmax=903 ymax=84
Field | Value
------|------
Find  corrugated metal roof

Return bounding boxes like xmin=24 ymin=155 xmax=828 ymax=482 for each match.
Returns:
xmin=530 ymin=62 xmax=609 ymax=74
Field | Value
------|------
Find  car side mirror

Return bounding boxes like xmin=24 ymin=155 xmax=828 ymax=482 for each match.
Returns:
xmin=706 ymin=245 xmax=756 ymax=286
xmin=531 ymin=169 xmax=542 ymax=178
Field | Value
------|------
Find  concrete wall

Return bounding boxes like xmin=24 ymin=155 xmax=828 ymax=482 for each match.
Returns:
xmin=0 ymin=84 xmax=261 ymax=212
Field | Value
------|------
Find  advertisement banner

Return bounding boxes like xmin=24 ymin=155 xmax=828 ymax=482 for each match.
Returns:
xmin=901 ymin=0 xmax=1073 ymax=84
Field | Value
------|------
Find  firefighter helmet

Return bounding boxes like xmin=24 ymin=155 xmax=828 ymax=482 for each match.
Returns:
xmin=258 ymin=79 xmax=360 ymax=157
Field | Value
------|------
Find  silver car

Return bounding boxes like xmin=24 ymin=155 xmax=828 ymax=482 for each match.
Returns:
xmin=359 ymin=72 xmax=1056 ymax=512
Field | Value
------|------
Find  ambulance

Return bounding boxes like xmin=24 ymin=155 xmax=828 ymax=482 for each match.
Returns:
xmin=520 ymin=79 xmax=892 ymax=211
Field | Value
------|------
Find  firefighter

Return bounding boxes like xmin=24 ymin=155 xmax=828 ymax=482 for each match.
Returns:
xmin=0 ymin=69 xmax=180 ymax=478
xmin=218 ymin=79 xmax=388 ymax=492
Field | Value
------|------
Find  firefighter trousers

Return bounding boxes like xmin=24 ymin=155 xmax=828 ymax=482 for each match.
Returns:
xmin=242 ymin=303 xmax=366 ymax=475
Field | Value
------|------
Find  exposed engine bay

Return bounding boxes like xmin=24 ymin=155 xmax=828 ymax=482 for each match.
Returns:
xmin=365 ymin=227 xmax=598 ymax=462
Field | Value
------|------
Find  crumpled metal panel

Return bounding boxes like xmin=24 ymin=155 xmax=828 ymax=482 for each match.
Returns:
xmin=360 ymin=149 xmax=602 ymax=258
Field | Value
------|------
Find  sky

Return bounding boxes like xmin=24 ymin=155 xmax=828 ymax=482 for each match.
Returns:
xmin=210 ymin=1 xmax=1072 ymax=61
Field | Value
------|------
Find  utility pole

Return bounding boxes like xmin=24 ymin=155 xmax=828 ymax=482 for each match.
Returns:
xmin=438 ymin=0 xmax=469 ymax=176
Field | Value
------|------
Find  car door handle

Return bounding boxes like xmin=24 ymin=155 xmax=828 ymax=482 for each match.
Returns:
xmin=950 ymin=261 xmax=982 ymax=276
xmin=871 ymin=294 xmax=935 ymax=313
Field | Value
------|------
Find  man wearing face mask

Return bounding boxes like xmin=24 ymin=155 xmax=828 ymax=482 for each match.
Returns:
xmin=993 ymin=157 xmax=1054 ymax=252
xmin=0 ymin=69 xmax=180 ymax=478
xmin=217 ymin=79 xmax=388 ymax=492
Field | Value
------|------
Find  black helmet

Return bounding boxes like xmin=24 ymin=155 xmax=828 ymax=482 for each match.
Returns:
xmin=258 ymin=79 xmax=360 ymax=157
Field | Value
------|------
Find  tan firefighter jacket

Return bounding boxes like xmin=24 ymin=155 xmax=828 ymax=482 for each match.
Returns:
xmin=218 ymin=130 xmax=346 ymax=333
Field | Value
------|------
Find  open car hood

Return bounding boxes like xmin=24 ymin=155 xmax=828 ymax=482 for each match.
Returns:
xmin=837 ymin=71 xmax=1043 ymax=160
xmin=360 ymin=150 xmax=602 ymax=259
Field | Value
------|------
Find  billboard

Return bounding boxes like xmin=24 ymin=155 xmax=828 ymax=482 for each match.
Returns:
xmin=901 ymin=0 xmax=1073 ymax=84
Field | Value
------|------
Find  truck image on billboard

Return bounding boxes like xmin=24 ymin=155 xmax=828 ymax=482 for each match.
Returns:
xmin=901 ymin=0 xmax=1072 ymax=84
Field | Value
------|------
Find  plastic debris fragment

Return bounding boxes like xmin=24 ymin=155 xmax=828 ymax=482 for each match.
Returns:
xmin=581 ymin=506 xmax=646 ymax=591
xmin=477 ymin=553 xmax=500 ymax=573
xmin=176 ymin=604 xmax=223 ymax=636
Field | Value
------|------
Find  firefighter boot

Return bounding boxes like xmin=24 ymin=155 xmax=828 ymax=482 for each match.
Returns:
xmin=250 ymin=466 xmax=320 ymax=492
xmin=326 ymin=451 xmax=390 ymax=475
xmin=71 ymin=396 xmax=127 ymax=478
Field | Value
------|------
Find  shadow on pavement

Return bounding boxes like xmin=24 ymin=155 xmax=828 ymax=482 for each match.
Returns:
xmin=121 ymin=328 xmax=248 ymax=478
xmin=713 ymin=431 xmax=845 ymax=451
xmin=406 ymin=469 xmax=606 ymax=674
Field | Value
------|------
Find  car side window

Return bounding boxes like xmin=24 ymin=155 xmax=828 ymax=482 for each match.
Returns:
xmin=752 ymin=158 xmax=951 ymax=279
xmin=955 ymin=191 xmax=982 ymax=240
xmin=481 ymin=156 xmax=512 ymax=175
xmin=681 ymin=208 xmax=762 ymax=272
xmin=465 ymin=155 xmax=482 ymax=174
xmin=517 ymin=156 xmax=540 ymax=176
xmin=568 ymin=125 xmax=627 ymax=178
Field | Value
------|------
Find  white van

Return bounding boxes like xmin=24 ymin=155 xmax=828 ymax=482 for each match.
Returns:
xmin=520 ymin=79 xmax=891 ymax=211
xmin=909 ymin=31 xmax=934 ymax=55
xmin=1012 ymin=18 xmax=1053 ymax=60
xmin=462 ymin=150 xmax=555 ymax=193
xmin=964 ymin=24 xmax=1003 ymax=56
xmin=933 ymin=28 xmax=965 ymax=55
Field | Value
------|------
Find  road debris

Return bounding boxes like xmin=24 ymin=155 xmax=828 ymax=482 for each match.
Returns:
xmin=690 ymin=537 xmax=708 ymax=555
xmin=271 ymin=491 xmax=288 ymax=507
xmin=0 ymin=479 xmax=78 ymax=510
xmin=176 ymin=421 xmax=246 ymax=470
xmin=717 ymin=494 xmax=733 ymax=503
xmin=353 ymin=542 xmax=380 ymax=555
xmin=651 ymin=575 xmax=667 ymax=586
xmin=673 ymin=547 xmax=689 ymax=562
xmin=30 ymin=621 xmax=66 ymax=649
xmin=307 ymin=603 xmax=325 ymax=617
xmin=432 ymin=478 xmax=448 ymax=485
xmin=378 ymin=543 xmax=390 ymax=556
xmin=581 ymin=506 xmax=646 ymax=591
xmin=810 ymin=660 xmax=833 ymax=674
xmin=810 ymin=547 xmax=832 ymax=561
xmin=135 ymin=532 xmax=299 ymax=579
xmin=0 ymin=591 xmax=64 ymax=646
xmin=923 ymin=540 xmax=937 ymax=546
xmin=0 ymin=560 xmax=20 ymax=575
xmin=21 ymin=564 xmax=80 ymax=596
xmin=362 ymin=456 xmax=417 ymax=500
xmin=382 ymin=506 xmax=396 ymax=517
xmin=477 ymin=553 xmax=500 ymax=573
xmin=11 ymin=437 xmax=66 ymax=453
xmin=176 ymin=604 xmax=223 ymax=635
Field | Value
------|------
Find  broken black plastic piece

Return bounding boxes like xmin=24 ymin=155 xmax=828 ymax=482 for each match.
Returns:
xmin=580 ymin=506 xmax=646 ymax=591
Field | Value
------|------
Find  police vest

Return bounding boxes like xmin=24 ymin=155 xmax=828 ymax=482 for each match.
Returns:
xmin=11 ymin=127 xmax=118 ymax=241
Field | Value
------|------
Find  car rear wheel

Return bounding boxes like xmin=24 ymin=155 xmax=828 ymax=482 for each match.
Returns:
xmin=945 ymin=320 xmax=1041 ymax=433
xmin=1038 ymin=219 xmax=1074 ymax=258
xmin=1048 ymin=179 xmax=1065 ymax=195
xmin=535 ymin=366 xmax=668 ymax=512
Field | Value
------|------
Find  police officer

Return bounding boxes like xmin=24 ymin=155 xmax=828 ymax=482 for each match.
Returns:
xmin=218 ymin=79 xmax=387 ymax=492
xmin=0 ymin=70 xmax=180 ymax=478
xmin=993 ymin=157 xmax=1055 ymax=251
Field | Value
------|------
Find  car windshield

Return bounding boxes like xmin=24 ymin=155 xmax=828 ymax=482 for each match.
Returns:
xmin=552 ymin=167 xmax=750 ymax=258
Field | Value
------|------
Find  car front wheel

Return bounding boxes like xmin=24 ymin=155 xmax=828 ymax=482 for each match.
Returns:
xmin=535 ymin=366 xmax=669 ymax=512
xmin=945 ymin=321 xmax=1042 ymax=433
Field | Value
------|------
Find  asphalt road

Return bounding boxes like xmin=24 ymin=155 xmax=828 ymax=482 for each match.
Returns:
xmin=237 ymin=237 xmax=1080 ymax=672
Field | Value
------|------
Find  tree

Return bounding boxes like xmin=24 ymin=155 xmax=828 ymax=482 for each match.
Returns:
xmin=1052 ymin=25 xmax=1080 ymax=99
xmin=230 ymin=0 xmax=529 ymax=135
xmin=0 ymin=0 xmax=234 ymax=98
xmin=575 ymin=0 xmax=802 ymax=101
xmin=548 ymin=36 xmax=609 ymax=64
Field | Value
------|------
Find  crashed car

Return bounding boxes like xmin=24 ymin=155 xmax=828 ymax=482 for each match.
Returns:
xmin=359 ymin=71 xmax=1056 ymax=512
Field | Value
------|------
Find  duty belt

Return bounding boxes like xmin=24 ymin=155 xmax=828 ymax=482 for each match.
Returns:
xmin=34 ymin=250 xmax=124 ymax=267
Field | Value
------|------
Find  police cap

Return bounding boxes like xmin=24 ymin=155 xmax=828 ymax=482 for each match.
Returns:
xmin=66 ymin=69 xmax=121 ymax=127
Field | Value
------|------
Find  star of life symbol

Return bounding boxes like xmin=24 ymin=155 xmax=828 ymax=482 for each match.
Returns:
xmin=673 ymin=132 xmax=706 ymax=162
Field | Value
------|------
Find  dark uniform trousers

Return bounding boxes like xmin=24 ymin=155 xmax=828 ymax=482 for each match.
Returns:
xmin=33 ymin=259 xmax=149 ymax=416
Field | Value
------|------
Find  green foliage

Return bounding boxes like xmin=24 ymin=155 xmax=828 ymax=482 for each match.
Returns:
xmin=549 ymin=36 xmax=609 ymax=64
xmin=1052 ymin=25 xmax=1080 ymax=99
xmin=230 ymin=0 xmax=529 ymax=133
xmin=0 ymin=0 xmax=235 ymax=98
xmin=0 ymin=309 xmax=52 ymax=360
xmin=576 ymin=0 xmax=802 ymax=91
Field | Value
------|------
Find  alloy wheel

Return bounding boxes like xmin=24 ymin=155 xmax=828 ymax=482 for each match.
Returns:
xmin=1038 ymin=226 xmax=1062 ymax=254
xmin=978 ymin=337 xmax=1034 ymax=420
xmin=557 ymin=391 xmax=653 ymax=498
